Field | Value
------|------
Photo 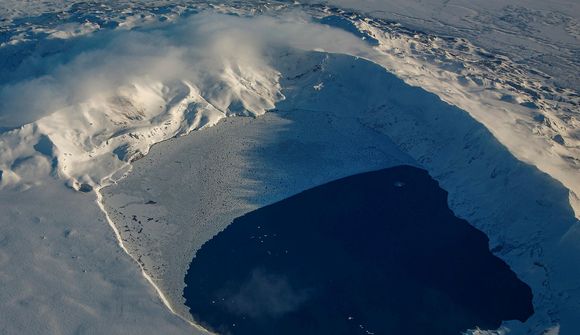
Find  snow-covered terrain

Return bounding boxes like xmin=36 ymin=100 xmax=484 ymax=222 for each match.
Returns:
xmin=0 ymin=1 xmax=579 ymax=334
xmin=102 ymin=50 xmax=580 ymax=334
xmin=319 ymin=0 xmax=580 ymax=89
xmin=1 ymin=2 xmax=578 ymax=214
xmin=0 ymin=179 xmax=206 ymax=335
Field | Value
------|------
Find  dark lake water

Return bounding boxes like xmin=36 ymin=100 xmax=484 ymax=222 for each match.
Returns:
xmin=183 ymin=165 xmax=533 ymax=335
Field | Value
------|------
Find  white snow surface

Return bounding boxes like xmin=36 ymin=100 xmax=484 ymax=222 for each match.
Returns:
xmin=0 ymin=2 xmax=579 ymax=335
xmin=0 ymin=179 xmax=207 ymax=335
xmin=102 ymin=49 xmax=580 ymax=334
xmin=1 ymin=2 xmax=578 ymax=214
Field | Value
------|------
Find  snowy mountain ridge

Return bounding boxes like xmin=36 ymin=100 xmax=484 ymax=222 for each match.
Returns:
xmin=1 ymin=2 xmax=578 ymax=215
xmin=0 ymin=75 xmax=281 ymax=191
xmin=0 ymin=14 xmax=285 ymax=191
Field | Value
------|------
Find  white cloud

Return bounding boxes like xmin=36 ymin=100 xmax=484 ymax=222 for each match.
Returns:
xmin=0 ymin=13 xmax=370 ymax=128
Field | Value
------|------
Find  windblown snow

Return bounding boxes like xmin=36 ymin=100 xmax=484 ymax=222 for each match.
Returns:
xmin=0 ymin=1 xmax=579 ymax=335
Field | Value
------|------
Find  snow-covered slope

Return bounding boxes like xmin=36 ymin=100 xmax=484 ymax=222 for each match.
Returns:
xmin=0 ymin=179 xmax=205 ymax=335
xmin=0 ymin=2 xmax=579 ymax=335
xmin=319 ymin=0 xmax=580 ymax=89
xmin=2 ymin=3 xmax=578 ymax=215
xmin=0 ymin=14 xmax=285 ymax=191
xmin=102 ymin=49 xmax=580 ymax=334
xmin=348 ymin=14 xmax=580 ymax=217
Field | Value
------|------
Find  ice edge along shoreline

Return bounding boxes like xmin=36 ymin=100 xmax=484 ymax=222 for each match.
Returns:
xmin=95 ymin=185 xmax=215 ymax=334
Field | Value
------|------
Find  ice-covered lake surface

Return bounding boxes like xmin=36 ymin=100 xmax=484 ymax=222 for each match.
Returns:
xmin=0 ymin=1 xmax=579 ymax=335
xmin=184 ymin=166 xmax=534 ymax=335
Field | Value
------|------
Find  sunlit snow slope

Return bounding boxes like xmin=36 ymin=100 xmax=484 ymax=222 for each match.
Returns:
xmin=1 ymin=2 xmax=578 ymax=215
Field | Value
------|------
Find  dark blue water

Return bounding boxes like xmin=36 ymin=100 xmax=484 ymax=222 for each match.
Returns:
xmin=184 ymin=166 xmax=533 ymax=335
